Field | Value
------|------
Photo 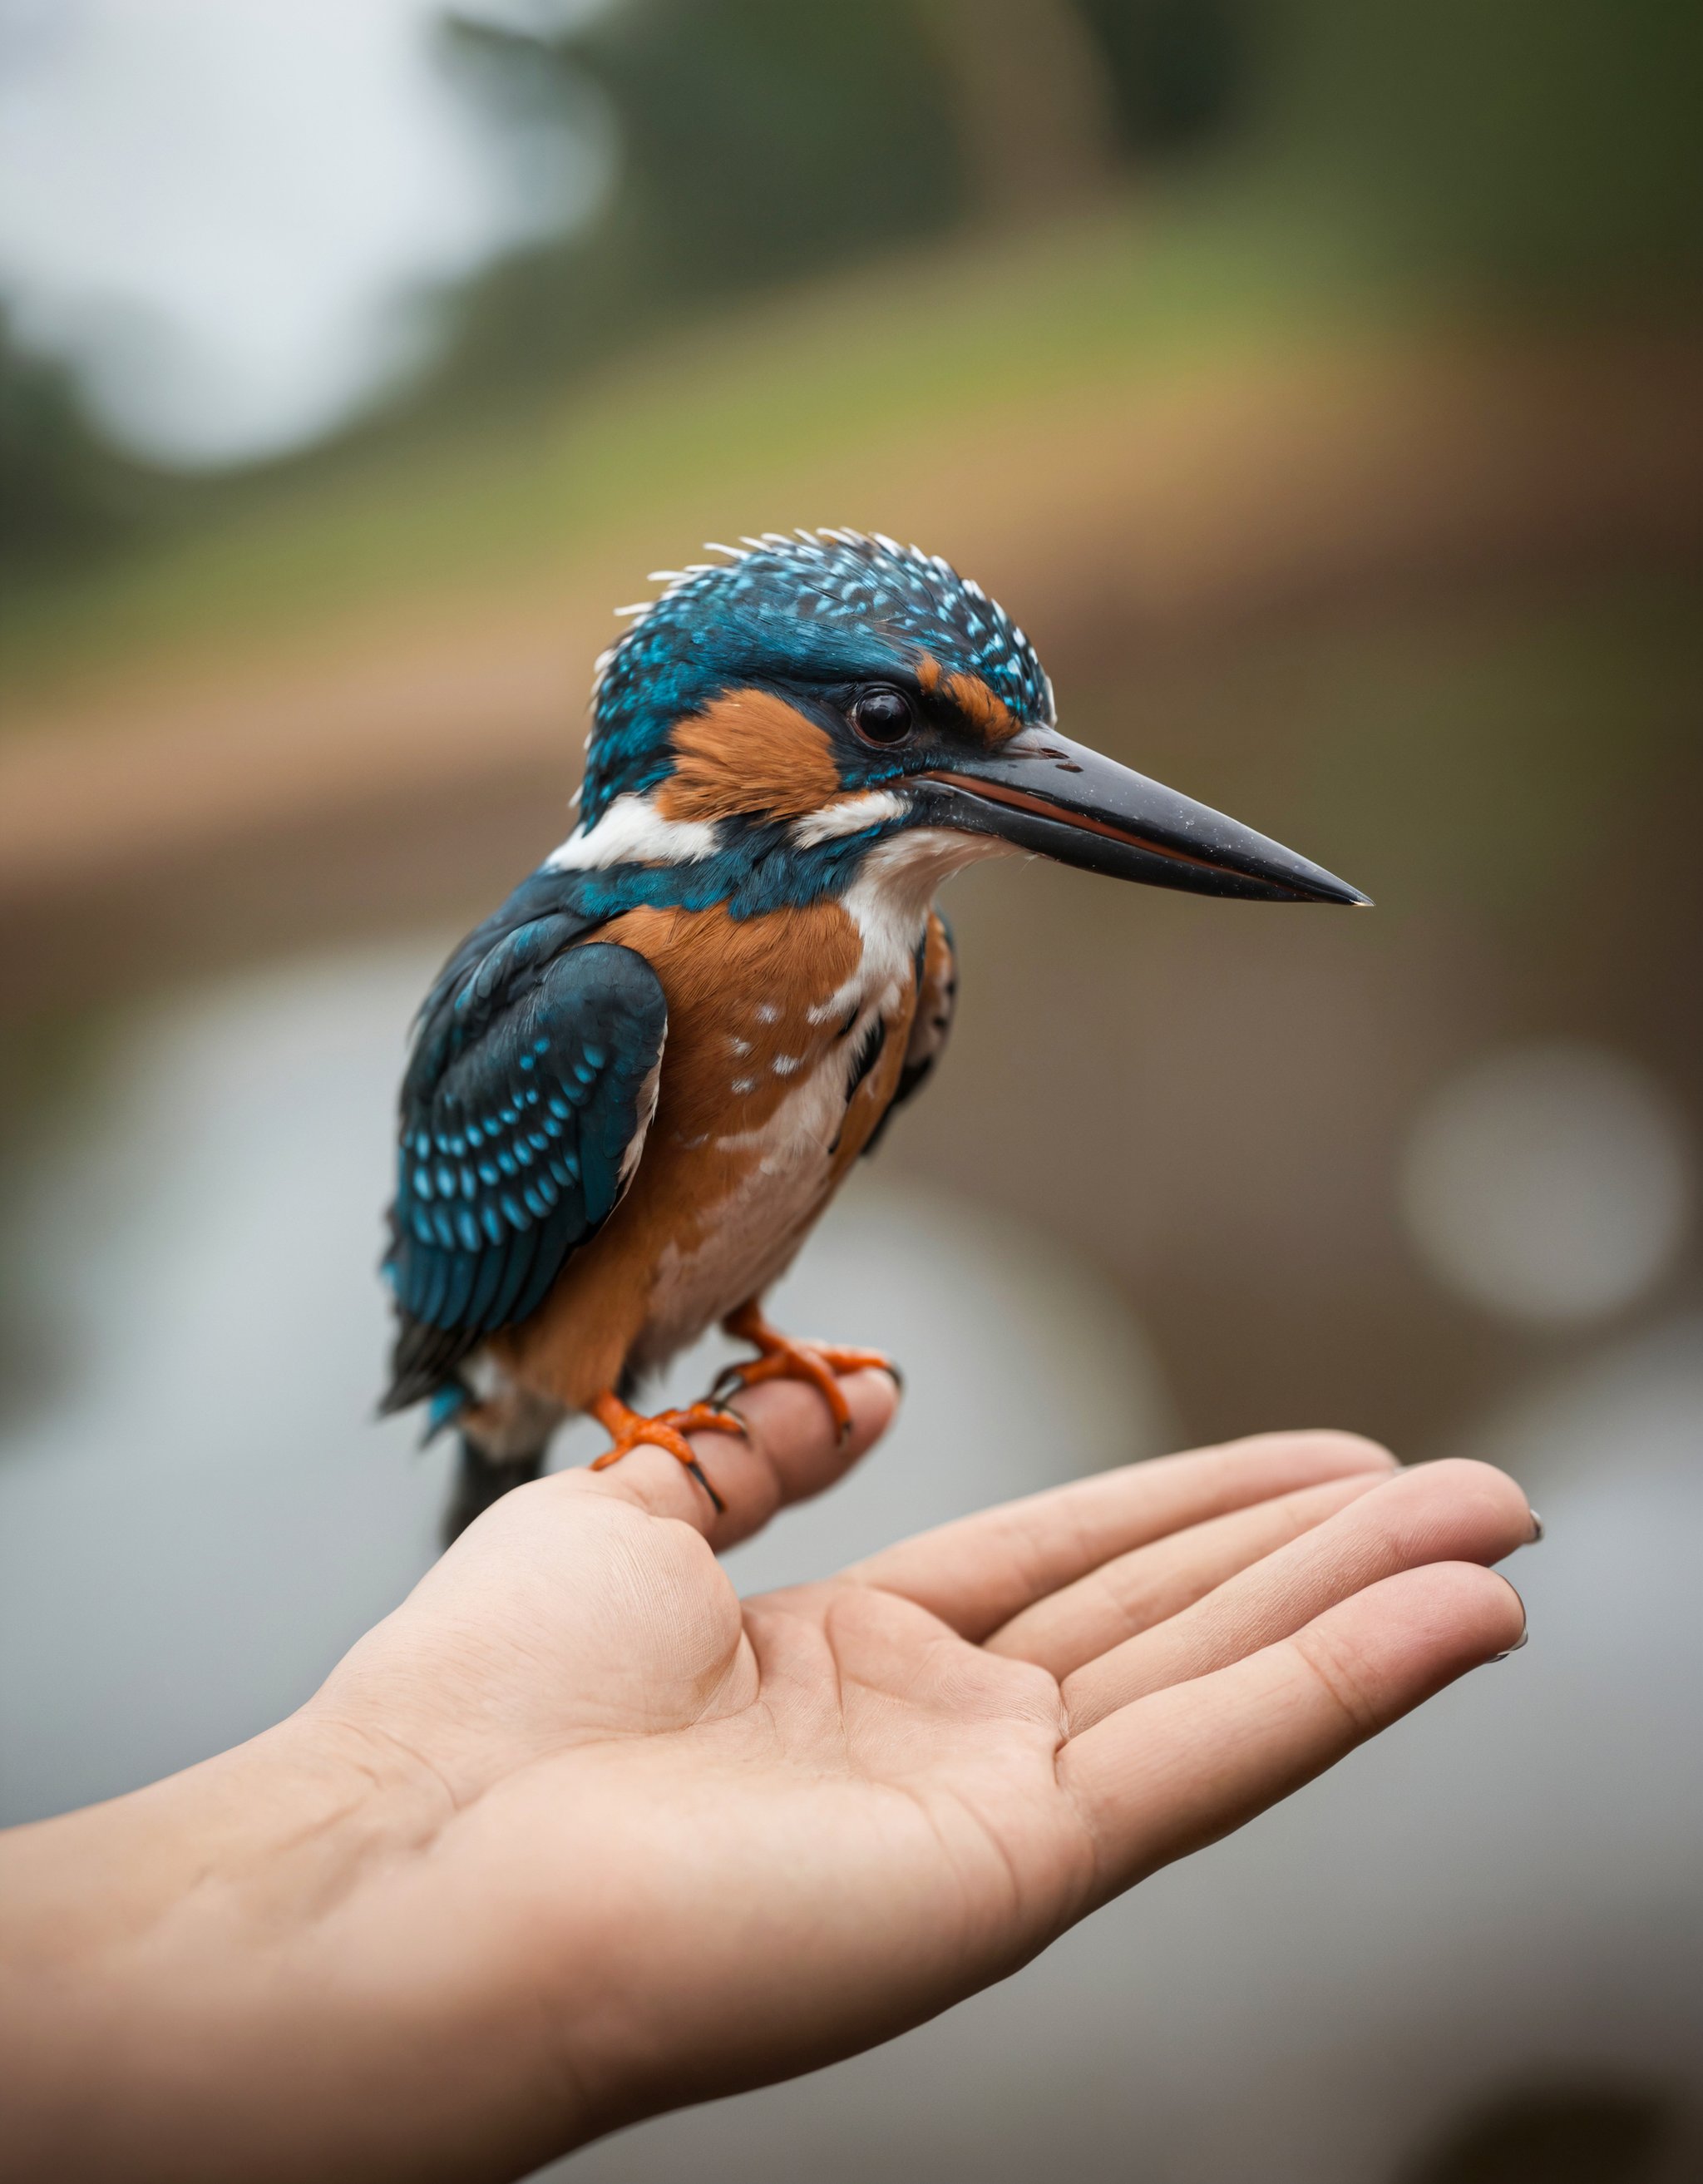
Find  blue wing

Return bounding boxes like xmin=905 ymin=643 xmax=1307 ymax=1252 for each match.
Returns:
xmin=382 ymin=926 xmax=666 ymax=1412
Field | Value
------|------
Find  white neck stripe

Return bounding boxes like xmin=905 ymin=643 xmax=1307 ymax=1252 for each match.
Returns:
xmin=545 ymin=793 xmax=722 ymax=872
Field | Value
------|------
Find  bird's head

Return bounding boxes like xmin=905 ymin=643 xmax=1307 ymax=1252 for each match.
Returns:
xmin=555 ymin=530 xmax=1366 ymax=917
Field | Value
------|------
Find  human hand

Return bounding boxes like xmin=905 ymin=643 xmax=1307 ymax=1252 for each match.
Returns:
xmin=0 ymin=1377 xmax=1533 ymax=2184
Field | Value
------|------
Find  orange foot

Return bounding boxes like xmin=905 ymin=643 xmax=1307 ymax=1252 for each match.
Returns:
xmin=586 ymin=1391 xmax=745 ymax=1514
xmin=709 ymin=1301 xmax=901 ymax=1445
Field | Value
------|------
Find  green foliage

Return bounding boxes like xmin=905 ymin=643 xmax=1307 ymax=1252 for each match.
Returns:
xmin=586 ymin=0 xmax=965 ymax=287
xmin=0 ymin=315 xmax=146 ymax=576
xmin=1075 ymin=0 xmax=1251 ymax=155
xmin=292 ymin=0 xmax=1703 ymax=457
xmin=425 ymin=0 xmax=964 ymax=408
xmin=8 ymin=0 xmax=1699 ymax=631
xmin=1266 ymin=0 xmax=1703 ymax=293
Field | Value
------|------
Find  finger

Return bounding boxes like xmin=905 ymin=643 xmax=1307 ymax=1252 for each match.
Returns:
xmin=1064 ymin=1457 xmax=1534 ymax=1732
xmin=987 ymin=1470 xmax=1386 ymax=1678
xmin=1059 ymin=1562 xmax=1525 ymax=1907
xmin=847 ymin=1430 xmax=1398 ymax=1638
xmin=578 ymin=1368 xmax=899 ymax=1548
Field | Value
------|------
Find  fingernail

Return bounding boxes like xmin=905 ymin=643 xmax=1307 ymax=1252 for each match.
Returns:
xmin=1528 ymin=1509 xmax=1544 ymax=1543
xmin=1492 ymin=1628 xmax=1528 ymax=1661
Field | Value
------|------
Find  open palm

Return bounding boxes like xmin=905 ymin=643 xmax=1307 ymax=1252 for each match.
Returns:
xmin=292 ymin=1371 xmax=1530 ymax=2179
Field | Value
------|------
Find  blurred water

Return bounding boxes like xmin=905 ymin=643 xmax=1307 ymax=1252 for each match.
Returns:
xmin=1400 ymin=1042 xmax=1696 ymax=1328
xmin=0 ymin=946 xmax=1698 ymax=2182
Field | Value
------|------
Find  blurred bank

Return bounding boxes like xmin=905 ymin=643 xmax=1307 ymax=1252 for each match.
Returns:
xmin=1 ymin=2 xmax=1701 ymax=2179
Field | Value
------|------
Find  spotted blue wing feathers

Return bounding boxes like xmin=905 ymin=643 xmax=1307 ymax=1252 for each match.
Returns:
xmin=381 ymin=937 xmax=666 ymax=1412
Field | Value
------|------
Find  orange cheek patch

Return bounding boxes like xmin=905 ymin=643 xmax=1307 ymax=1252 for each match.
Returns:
xmin=658 ymin=688 xmax=841 ymax=823
xmin=945 ymin=671 xmax=1021 ymax=746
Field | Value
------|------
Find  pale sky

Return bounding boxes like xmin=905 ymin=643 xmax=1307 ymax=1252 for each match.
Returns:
xmin=0 ymin=0 xmax=610 ymax=467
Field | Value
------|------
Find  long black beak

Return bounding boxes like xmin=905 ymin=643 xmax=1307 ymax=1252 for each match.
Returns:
xmin=912 ymin=729 xmax=1370 ymax=906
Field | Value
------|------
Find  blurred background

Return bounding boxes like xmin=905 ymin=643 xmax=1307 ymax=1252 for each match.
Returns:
xmin=2 ymin=2 xmax=1701 ymax=2177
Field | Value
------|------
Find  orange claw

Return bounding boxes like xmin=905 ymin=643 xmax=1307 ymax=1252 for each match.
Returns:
xmin=587 ymin=1391 xmax=745 ymax=1513
xmin=710 ymin=1302 xmax=900 ymax=1445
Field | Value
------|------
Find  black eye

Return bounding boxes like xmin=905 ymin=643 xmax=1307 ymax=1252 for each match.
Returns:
xmin=851 ymin=687 xmax=914 ymax=745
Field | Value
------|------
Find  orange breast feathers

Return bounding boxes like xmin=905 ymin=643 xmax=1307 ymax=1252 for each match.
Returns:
xmin=489 ymin=900 xmax=920 ymax=1410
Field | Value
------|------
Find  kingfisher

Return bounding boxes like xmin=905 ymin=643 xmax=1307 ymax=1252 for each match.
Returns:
xmin=382 ymin=530 xmax=1366 ymax=1539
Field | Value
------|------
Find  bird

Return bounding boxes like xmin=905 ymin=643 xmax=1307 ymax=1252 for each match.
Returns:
xmin=380 ymin=529 xmax=1367 ymax=1540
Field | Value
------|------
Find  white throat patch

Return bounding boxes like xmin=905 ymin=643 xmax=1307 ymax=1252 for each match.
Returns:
xmin=790 ymin=788 xmax=909 ymax=849
xmin=812 ymin=825 xmax=1013 ymax=1025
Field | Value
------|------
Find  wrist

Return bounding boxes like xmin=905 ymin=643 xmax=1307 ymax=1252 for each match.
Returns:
xmin=0 ymin=1713 xmax=562 ymax=2182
